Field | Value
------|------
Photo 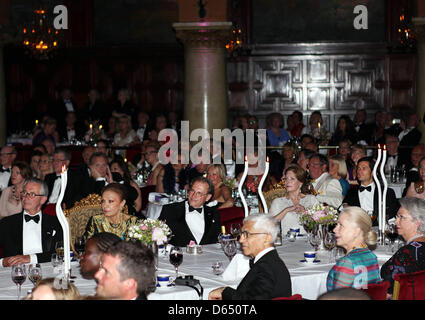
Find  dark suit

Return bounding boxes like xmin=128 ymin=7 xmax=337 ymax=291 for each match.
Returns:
xmin=399 ymin=128 xmax=422 ymax=169
xmin=0 ymin=212 xmax=63 ymax=262
xmin=158 ymin=201 xmax=221 ymax=247
xmin=45 ymin=169 xmax=86 ymax=210
xmin=342 ymin=185 xmax=400 ymax=226
xmin=222 ymin=249 xmax=292 ymax=300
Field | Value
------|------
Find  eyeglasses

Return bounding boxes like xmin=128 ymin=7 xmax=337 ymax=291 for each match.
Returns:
xmin=395 ymin=214 xmax=412 ymax=221
xmin=188 ymin=189 xmax=207 ymax=197
xmin=237 ymin=230 xmax=269 ymax=240
xmin=52 ymin=159 xmax=66 ymax=163
xmin=21 ymin=191 xmax=45 ymax=199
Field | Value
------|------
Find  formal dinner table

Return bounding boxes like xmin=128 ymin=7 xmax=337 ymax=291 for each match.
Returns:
xmin=0 ymin=238 xmax=394 ymax=300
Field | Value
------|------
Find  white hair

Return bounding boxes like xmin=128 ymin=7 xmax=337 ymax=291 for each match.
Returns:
xmin=243 ymin=214 xmax=279 ymax=243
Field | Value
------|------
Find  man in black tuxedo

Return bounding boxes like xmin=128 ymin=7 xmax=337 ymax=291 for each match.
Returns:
xmin=342 ymin=157 xmax=400 ymax=226
xmin=95 ymin=240 xmax=155 ymax=300
xmin=0 ymin=145 xmax=17 ymax=192
xmin=385 ymin=134 xmax=409 ymax=173
xmin=158 ymin=176 xmax=221 ymax=247
xmin=45 ymin=148 xmax=85 ymax=210
xmin=47 ymin=88 xmax=79 ymax=129
xmin=399 ymin=113 xmax=422 ymax=169
xmin=0 ymin=178 xmax=63 ymax=266
xmin=208 ymin=214 xmax=291 ymax=300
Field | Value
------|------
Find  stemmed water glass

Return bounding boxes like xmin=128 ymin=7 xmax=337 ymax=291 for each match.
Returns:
xmin=11 ymin=264 xmax=26 ymax=300
xmin=309 ymin=231 xmax=321 ymax=251
xmin=323 ymin=232 xmax=337 ymax=262
xmin=74 ymin=236 xmax=86 ymax=259
xmin=28 ymin=263 xmax=42 ymax=286
xmin=222 ymin=239 xmax=238 ymax=261
xmin=169 ymin=246 xmax=183 ymax=279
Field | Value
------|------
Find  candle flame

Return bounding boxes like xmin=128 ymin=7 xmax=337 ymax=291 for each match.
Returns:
xmin=318 ymin=122 xmax=321 ymax=128
xmin=89 ymin=123 xmax=93 ymax=129
xmin=266 ymin=156 xmax=269 ymax=162
xmin=383 ymin=144 xmax=386 ymax=150
xmin=61 ymin=164 xmax=67 ymax=174
xmin=378 ymin=144 xmax=381 ymax=149
xmin=35 ymin=119 xmax=38 ymax=125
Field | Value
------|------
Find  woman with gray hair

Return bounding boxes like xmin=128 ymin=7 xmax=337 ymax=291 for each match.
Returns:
xmin=380 ymin=197 xmax=425 ymax=297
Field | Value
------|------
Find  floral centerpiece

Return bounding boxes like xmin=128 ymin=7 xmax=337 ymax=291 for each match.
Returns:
xmin=224 ymin=176 xmax=238 ymax=191
xmin=312 ymin=122 xmax=331 ymax=145
xmin=299 ymin=203 xmax=338 ymax=233
xmin=127 ymin=218 xmax=172 ymax=246
xmin=85 ymin=123 xmax=105 ymax=145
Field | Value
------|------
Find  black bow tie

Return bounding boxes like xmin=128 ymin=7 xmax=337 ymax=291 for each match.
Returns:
xmin=188 ymin=206 xmax=202 ymax=213
xmin=249 ymin=258 xmax=255 ymax=268
xmin=359 ymin=185 xmax=372 ymax=192
xmin=24 ymin=214 xmax=40 ymax=224
xmin=0 ymin=167 xmax=10 ymax=173
xmin=388 ymin=155 xmax=397 ymax=159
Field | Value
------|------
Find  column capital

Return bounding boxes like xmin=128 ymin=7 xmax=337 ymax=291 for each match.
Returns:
xmin=412 ymin=17 xmax=425 ymax=42
xmin=173 ymin=22 xmax=233 ymax=48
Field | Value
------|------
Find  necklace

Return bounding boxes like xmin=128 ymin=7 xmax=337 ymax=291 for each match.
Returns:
xmin=407 ymin=234 xmax=425 ymax=244
xmin=348 ymin=243 xmax=367 ymax=255
xmin=11 ymin=186 xmax=20 ymax=202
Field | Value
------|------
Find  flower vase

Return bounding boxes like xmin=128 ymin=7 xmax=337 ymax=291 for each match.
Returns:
xmin=149 ymin=242 xmax=159 ymax=270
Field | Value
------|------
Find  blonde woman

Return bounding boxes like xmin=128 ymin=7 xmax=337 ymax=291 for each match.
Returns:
xmin=329 ymin=155 xmax=350 ymax=197
xmin=206 ymin=164 xmax=234 ymax=209
xmin=29 ymin=278 xmax=80 ymax=300
xmin=326 ymin=206 xmax=380 ymax=291
xmin=38 ymin=154 xmax=54 ymax=181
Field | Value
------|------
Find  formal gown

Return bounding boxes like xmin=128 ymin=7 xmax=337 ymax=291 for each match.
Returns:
xmin=269 ymin=194 xmax=319 ymax=235
xmin=0 ymin=186 xmax=22 ymax=219
xmin=84 ymin=214 xmax=141 ymax=240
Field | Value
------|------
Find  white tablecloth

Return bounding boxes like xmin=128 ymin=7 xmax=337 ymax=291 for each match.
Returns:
xmin=388 ymin=182 xmax=405 ymax=199
xmin=0 ymin=240 xmax=393 ymax=300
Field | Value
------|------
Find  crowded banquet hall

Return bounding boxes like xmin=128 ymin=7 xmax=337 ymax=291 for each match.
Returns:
xmin=0 ymin=0 xmax=425 ymax=305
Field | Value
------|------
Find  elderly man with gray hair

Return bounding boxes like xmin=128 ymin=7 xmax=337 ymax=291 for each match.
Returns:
xmin=380 ymin=197 xmax=425 ymax=298
xmin=208 ymin=214 xmax=292 ymax=300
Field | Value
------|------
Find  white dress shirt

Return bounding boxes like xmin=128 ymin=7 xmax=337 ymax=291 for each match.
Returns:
xmin=64 ymin=100 xmax=75 ymax=112
xmin=254 ymin=247 xmax=275 ymax=264
xmin=0 ymin=168 xmax=11 ymax=191
xmin=48 ymin=176 xmax=61 ymax=204
xmin=184 ymin=201 xmax=205 ymax=244
xmin=136 ymin=125 xmax=146 ymax=141
xmin=358 ymin=182 xmax=375 ymax=213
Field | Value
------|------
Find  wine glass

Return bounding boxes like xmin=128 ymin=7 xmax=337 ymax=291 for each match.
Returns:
xmin=323 ymin=232 xmax=336 ymax=262
xmin=51 ymin=253 xmax=63 ymax=270
xmin=55 ymin=241 xmax=64 ymax=258
xmin=28 ymin=264 xmax=42 ymax=286
xmin=309 ymin=231 xmax=321 ymax=251
xmin=385 ymin=222 xmax=398 ymax=253
xmin=169 ymin=246 xmax=183 ymax=279
xmin=222 ymin=239 xmax=238 ymax=261
xmin=230 ymin=223 xmax=242 ymax=239
xmin=11 ymin=264 xmax=26 ymax=300
xmin=74 ymin=236 xmax=86 ymax=258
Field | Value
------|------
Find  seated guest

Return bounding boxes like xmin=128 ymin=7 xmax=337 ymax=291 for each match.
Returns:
xmin=329 ymin=155 xmax=350 ymax=197
xmin=348 ymin=144 xmax=367 ymax=184
xmin=266 ymin=112 xmax=290 ymax=147
xmin=83 ymin=152 xmax=114 ymax=195
xmin=337 ymin=139 xmax=352 ymax=162
xmin=380 ymin=197 xmax=425 ymax=298
xmin=158 ymin=176 xmax=221 ymax=247
xmin=403 ymin=145 xmax=425 ymax=197
xmin=300 ymin=134 xmax=315 ymax=150
xmin=78 ymin=146 xmax=96 ymax=180
xmin=110 ymin=157 xmax=142 ymax=215
xmin=29 ymin=150 xmax=43 ymax=178
xmin=289 ymin=110 xmax=305 ymax=138
xmin=84 ymin=183 xmax=142 ymax=240
xmin=0 ymin=178 xmax=63 ymax=266
xmin=135 ymin=111 xmax=151 ymax=142
xmin=32 ymin=116 xmax=57 ymax=147
xmin=308 ymin=154 xmax=343 ymax=209
xmin=269 ymin=164 xmax=318 ymax=235
xmin=329 ymin=115 xmax=358 ymax=146
xmin=143 ymin=143 xmax=162 ymax=186
xmin=94 ymin=240 xmax=155 ymax=300
xmin=113 ymin=115 xmax=140 ymax=151
xmin=95 ymin=140 xmax=114 ymax=163
xmin=0 ymin=161 xmax=32 ymax=219
xmin=297 ymin=148 xmax=316 ymax=172
xmin=112 ymin=88 xmax=136 ymax=121
xmin=156 ymin=153 xmax=188 ymax=194
xmin=45 ymin=148 xmax=85 ymax=210
xmin=38 ymin=153 xmax=54 ymax=181
xmin=282 ymin=142 xmax=298 ymax=170
xmin=206 ymin=164 xmax=234 ymax=209
xmin=41 ymin=137 xmax=56 ymax=156
xmin=208 ymin=214 xmax=291 ymax=300
xmin=353 ymin=108 xmax=372 ymax=144
xmin=327 ymin=206 xmax=381 ymax=291
xmin=342 ymin=157 xmax=399 ymax=226
xmin=79 ymin=232 xmax=122 ymax=280
xmin=187 ymin=150 xmax=209 ymax=184
xmin=399 ymin=113 xmax=422 ymax=168
xmin=406 ymin=156 xmax=425 ymax=199
xmin=0 ymin=145 xmax=17 ymax=191
xmin=385 ymin=134 xmax=409 ymax=173
xmin=30 ymin=278 xmax=80 ymax=300
xmin=58 ymin=111 xmax=85 ymax=142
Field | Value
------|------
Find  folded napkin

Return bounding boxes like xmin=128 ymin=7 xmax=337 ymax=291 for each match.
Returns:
xmin=221 ymin=253 xmax=250 ymax=281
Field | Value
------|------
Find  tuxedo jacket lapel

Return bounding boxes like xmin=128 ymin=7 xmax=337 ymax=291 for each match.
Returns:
xmin=17 ymin=214 xmax=24 ymax=254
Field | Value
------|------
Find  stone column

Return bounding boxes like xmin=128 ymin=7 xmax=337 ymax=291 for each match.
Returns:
xmin=412 ymin=17 xmax=425 ymax=143
xmin=0 ymin=46 xmax=6 ymax=146
xmin=173 ymin=22 xmax=232 ymax=135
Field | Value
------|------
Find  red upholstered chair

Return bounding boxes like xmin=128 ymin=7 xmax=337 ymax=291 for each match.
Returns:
xmin=272 ymin=294 xmax=303 ymax=300
xmin=393 ymin=270 xmax=425 ymax=300
xmin=43 ymin=203 xmax=57 ymax=216
xmin=125 ymin=146 xmax=142 ymax=164
xmin=361 ymin=281 xmax=390 ymax=300
xmin=218 ymin=206 xmax=245 ymax=234
xmin=140 ymin=185 xmax=156 ymax=212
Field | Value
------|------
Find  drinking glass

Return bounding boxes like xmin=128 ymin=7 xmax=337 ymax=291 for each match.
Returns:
xmin=74 ymin=236 xmax=86 ymax=258
xmin=309 ymin=232 xmax=321 ymax=251
xmin=55 ymin=241 xmax=64 ymax=258
xmin=323 ymin=232 xmax=337 ymax=262
xmin=11 ymin=264 xmax=26 ymax=300
xmin=230 ymin=223 xmax=242 ymax=239
xmin=28 ymin=263 xmax=42 ymax=286
xmin=385 ymin=222 xmax=398 ymax=253
xmin=222 ymin=239 xmax=238 ymax=261
xmin=51 ymin=253 xmax=63 ymax=269
xmin=169 ymin=247 xmax=183 ymax=279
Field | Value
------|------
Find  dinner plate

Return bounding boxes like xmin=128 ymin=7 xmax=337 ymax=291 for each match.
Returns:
xmin=299 ymin=259 xmax=321 ymax=264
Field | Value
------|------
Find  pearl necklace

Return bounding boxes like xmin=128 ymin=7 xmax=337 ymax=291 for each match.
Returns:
xmin=406 ymin=234 xmax=425 ymax=244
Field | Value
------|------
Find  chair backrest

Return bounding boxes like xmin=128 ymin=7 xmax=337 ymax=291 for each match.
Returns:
xmin=361 ymin=281 xmax=390 ymax=300
xmin=262 ymin=184 xmax=287 ymax=213
xmin=218 ymin=206 xmax=245 ymax=234
xmin=63 ymin=193 xmax=129 ymax=247
xmin=393 ymin=269 xmax=425 ymax=300
xmin=272 ymin=294 xmax=303 ymax=300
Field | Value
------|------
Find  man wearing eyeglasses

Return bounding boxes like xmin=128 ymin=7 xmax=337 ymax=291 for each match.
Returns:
xmin=208 ymin=214 xmax=291 ymax=300
xmin=0 ymin=178 xmax=63 ymax=267
xmin=158 ymin=176 xmax=221 ymax=247
xmin=0 ymin=145 xmax=17 ymax=192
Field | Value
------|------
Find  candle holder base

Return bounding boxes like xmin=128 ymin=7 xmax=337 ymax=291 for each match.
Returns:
xmin=378 ymin=230 xmax=385 ymax=246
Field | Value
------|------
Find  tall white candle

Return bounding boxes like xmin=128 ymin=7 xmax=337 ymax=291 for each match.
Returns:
xmin=258 ymin=156 xmax=269 ymax=214
xmin=380 ymin=144 xmax=388 ymax=233
xmin=55 ymin=165 xmax=71 ymax=278
xmin=372 ymin=145 xmax=382 ymax=232
xmin=238 ymin=155 xmax=249 ymax=217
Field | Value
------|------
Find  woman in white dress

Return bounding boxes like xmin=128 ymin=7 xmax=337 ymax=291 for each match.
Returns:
xmin=269 ymin=164 xmax=318 ymax=235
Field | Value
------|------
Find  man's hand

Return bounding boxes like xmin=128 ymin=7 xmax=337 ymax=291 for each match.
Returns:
xmin=3 ymin=255 xmax=31 ymax=267
xmin=89 ymin=165 xmax=102 ymax=180
xmin=208 ymin=287 xmax=225 ymax=300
